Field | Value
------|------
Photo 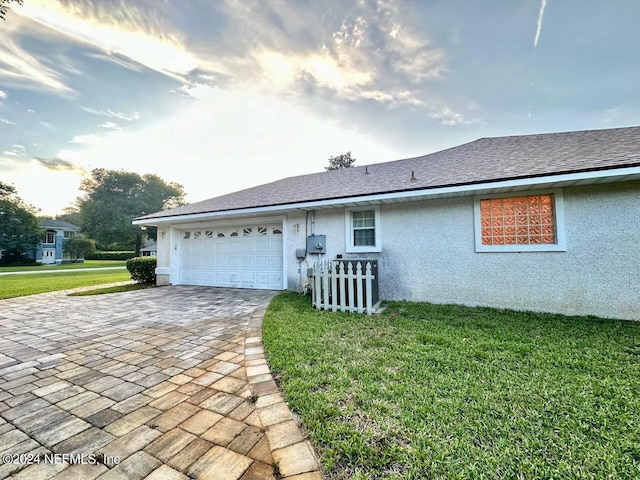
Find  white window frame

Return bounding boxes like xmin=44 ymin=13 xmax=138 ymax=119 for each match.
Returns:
xmin=473 ymin=188 xmax=566 ymax=252
xmin=44 ymin=230 xmax=55 ymax=244
xmin=345 ymin=206 xmax=381 ymax=253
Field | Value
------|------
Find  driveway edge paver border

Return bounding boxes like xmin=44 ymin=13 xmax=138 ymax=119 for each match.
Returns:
xmin=244 ymin=298 xmax=323 ymax=480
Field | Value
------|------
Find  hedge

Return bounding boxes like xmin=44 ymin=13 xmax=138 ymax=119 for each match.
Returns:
xmin=86 ymin=251 xmax=136 ymax=261
xmin=126 ymin=257 xmax=156 ymax=284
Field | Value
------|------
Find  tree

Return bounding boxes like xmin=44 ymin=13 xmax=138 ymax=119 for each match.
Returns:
xmin=0 ymin=181 xmax=42 ymax=263
xmin=63 ymin=235 xmax=96 ymax=263
xmin=325 ymin=152 xmax=356 ymax=171
xmin=74 ymin=169 xmax=185 ymax=255
xmin=0 ymin=0 xmax=23 ymax=21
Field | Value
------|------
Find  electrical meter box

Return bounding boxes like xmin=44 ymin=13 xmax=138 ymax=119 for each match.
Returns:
xmin=306 ymin=234 xmax=326 ymax=254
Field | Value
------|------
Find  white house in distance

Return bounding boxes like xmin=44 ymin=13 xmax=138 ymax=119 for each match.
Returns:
xmin=134 ymin=126 xmax=640 ymax=321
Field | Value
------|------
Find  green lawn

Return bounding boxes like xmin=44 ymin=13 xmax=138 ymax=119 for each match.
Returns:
xmin=0 ymin=269 xmax=132 ymax=299
xmin=263 ymin=293 xmax=640 ymax=479
xmin=0 ymin=260 xmax=126 ymax=272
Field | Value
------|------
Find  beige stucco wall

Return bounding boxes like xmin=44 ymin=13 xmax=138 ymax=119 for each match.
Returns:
xmin=286 ymin=181 xmax=639 ymax=321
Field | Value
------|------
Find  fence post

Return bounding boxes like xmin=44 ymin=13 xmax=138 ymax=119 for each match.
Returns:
xmin=330 ymin=260 xmax=338 ymax=312
xmin=355 ymin=262 xmax=364 ymax=314
xmin=365 ymin=262 xmax=373 ymax=315
xmin=346 ymin=262 xmax=355 ymax=313
xmin=338 ymin=261 xmax=346 ymax=312
xmin=321 ymin=260 xmax=330 ymax=311
xmin=313 ymin=261 xmax=321 ymax=310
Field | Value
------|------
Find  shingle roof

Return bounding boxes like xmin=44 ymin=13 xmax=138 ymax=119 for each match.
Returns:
xmin=138 ymin=125 xmax=640 ymax=221
xmin=40 ymin=219 xmax=80 ymax=231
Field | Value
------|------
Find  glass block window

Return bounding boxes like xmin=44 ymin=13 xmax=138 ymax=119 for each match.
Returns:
xmin=272 ymin=228 xmax=282 ymax=235
xmin=352 ymin=210 xmax=375 ymax=246
xmin=243 ymin=228 xmax=253 ymax=236
xmin=205 ymin=230 xmax=213 ymax=238
xmin=183 ymin=231 xmax=191 ymax=240
xmin=258 ymin=227 xmax=267 ymax=236
xmin=194 ymin=231 xmax=201 ymax=239
xmin=217 ymin=232 xmax=225 ymax=238
xmin=230 ymin=231 xmax=238 ymax=237
xmin=480 ymin=194 xmax=555 ymax=245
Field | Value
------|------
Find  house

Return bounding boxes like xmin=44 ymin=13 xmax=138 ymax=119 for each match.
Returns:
xmin=134 ymin=126 xmax=640 ymax=321
xmin=36 ymin=219 xmax=82 ymax=264
xmin=140 ymin=239 xmax=157 ymax=256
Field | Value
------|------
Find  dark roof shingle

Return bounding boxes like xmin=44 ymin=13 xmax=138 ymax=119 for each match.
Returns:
xmin=139 ymin=126 xmax=640 ymax=220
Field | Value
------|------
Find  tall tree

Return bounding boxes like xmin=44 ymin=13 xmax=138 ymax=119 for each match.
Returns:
xmin=75 ymin=169 xmax=185 ymax=255
xmin=0 ymin=0 xmax=23 ymax=21
xmin=325 ymin=152 xmax=356 ymax=170
xmin=0 ymin=181 xmax=42 ymax=263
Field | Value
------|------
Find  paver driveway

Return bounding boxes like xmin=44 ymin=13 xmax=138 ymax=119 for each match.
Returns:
xmin=0 ymin=286 xmax=321 ymax=479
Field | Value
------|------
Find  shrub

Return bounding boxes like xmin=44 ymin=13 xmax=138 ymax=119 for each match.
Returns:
xmin=87 ymin=251 xmax=136 ymax=261
xmin=63 ymin=235 xmax=96 ymax=263
xmin=126 ymin=256 xmax=157 ymax=284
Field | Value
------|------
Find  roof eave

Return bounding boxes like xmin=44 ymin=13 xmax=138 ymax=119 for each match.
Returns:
xmin=132 ymin=166 xmax=640 ymax=226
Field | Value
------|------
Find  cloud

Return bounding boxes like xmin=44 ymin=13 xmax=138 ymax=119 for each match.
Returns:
xmin=602 ymin=106 xmax=622 ymax=124
xmin=15 ymin=0 xmax=198 ymax=77
xmin=55 ymin=84 xmax=399 ymax=205
xmin=1 ymin=118 xmax=16 ymax=125
xmin=534 ymin=0 xmax=547 ymax=48
xmin=430 ymin=107 xmax=479 ymax=126
xmin=2 ymin=145 xmax=26 ymax=157
xmin=81 ymin=106 xmax=140 ymax=121
xmin=69 ymin=134 xmax=101 ymax=145
xmin=193 ymin=1 xmax=446 ymax=107
xmin=98 ymin=121 xmax=121 ymax=131
xmin=0 ymin=19 xmax=76 ymax=95
xmin=33 ymin=156 xmax=87 ymax=174
xmin=84 ymin=51 xmax=144 ymax=73
xmin=0 ymin=90 xmax=6 ymax=100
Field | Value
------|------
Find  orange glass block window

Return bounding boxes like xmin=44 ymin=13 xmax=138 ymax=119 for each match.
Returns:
xmin=480 ymin=194 xmax=556 ymax=245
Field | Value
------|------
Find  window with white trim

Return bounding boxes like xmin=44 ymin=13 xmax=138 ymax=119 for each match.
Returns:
xmin=473 ymin=189 xmax=566 ymax=252
xmin=345 ymin=207 xmax=381 ymax=253
xmin=44 ymin=230 xmax=55 ymax=244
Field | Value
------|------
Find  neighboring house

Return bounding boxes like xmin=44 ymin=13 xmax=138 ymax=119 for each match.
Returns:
xmin=140 ymin=239 xmax=157 ymax=256
xmin=36 ymin=219 xmax=81 ymax=264
xmin=134 ymin=126 xmax=640 ymax=321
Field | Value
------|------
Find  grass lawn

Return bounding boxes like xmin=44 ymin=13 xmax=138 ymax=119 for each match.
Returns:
xmin=263 ymin=293 xmax=640 ymax=479
xmin=0 ymin=269 xmax=132 ymax=299
xmin=0 ymin=260 xmax=126 ymax=272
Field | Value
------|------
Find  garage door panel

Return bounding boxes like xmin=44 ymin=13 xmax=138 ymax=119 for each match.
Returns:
xmin=180 ymin=223 xmax=283 ymax=290
xmin=216 ymin=256 xmax=228 ymax=268
xmin=255 ymin=256 xmax=270 ymax=269
xmin=242 ymin=257 xmax=255 ymax=268
xmin=271 ymin=256 xmax=282 ymax=269
xmin=270 ymin=239 xmax=282 ymax=252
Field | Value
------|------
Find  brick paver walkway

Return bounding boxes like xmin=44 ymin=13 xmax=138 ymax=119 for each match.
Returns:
xmin=0 ymin=286 xmax=322 ymax=479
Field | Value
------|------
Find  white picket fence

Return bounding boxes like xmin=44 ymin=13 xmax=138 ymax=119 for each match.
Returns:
xmin=310 ymin=260 xmax=378 ymax=315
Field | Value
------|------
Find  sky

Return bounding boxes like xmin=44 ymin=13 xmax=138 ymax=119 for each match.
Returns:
xmin=1 ymin=0 xmax=639 ymax=216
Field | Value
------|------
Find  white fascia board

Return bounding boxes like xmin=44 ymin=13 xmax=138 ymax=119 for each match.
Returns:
xmin=133 ymin=166 xmax=640 ymax=226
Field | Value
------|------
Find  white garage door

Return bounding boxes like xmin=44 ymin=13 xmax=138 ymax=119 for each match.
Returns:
xmin=179 ymin=224 xmax=283 ymax=290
